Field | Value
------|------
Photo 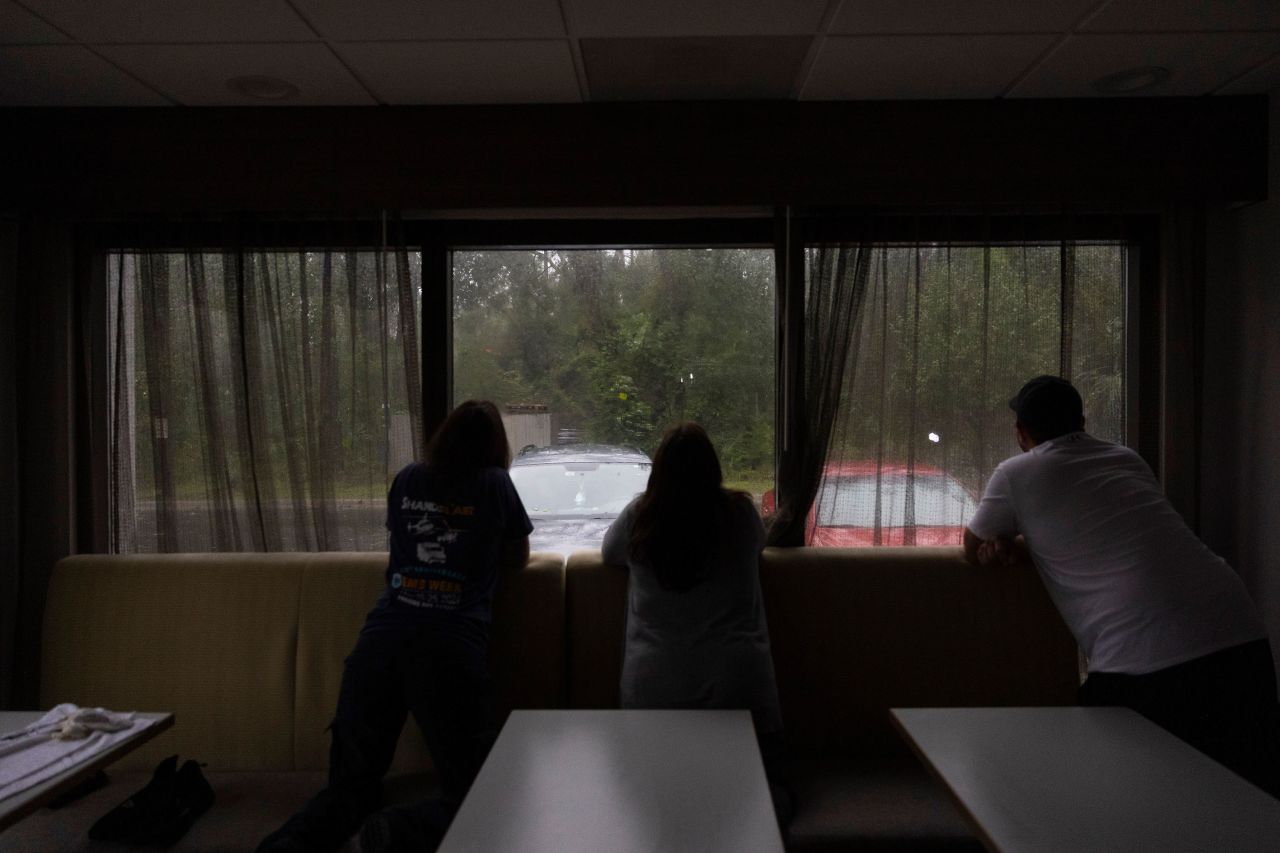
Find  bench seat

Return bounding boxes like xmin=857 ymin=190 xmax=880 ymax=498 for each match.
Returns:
xmin=3 ymin=546 xmax=1078 ymax=851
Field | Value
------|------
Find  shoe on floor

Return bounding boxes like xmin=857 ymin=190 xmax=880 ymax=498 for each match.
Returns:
xmin=88 ymin=754 xmax=178 ymax=841
xmin=359 ymin=801 xmax=449 ymax=853
xmin=87 ymin=755 xmax=215 ymax=845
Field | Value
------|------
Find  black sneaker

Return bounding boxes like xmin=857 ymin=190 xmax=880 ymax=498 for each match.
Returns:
xmin=87 ymin=754 xmax=179 ymax=841
xmin=359 ymin=802 xmax=449 ymax=853
xmin=87 ymin=755 xmax=215 ymax=844
xmin=254 ymin=820 xmax=315 ymax=853
xmin=133 ymin=759 xmax=216 ymax=844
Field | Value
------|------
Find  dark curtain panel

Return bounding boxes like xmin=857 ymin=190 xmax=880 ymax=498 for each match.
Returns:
xmin=107 ymin=242 xmax=423 ymax=553
xmin=768 ymin=244 xmax=874 ymax=546
xmin=776 ymin=229 xmax=1128 ymax=548
xmin=5 ymin=219 xmax=77 ymax=709
xmin=1159 ymin=203 xmax=1206 ymax=529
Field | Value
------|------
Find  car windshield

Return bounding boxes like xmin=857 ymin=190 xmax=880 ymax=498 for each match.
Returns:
xmin=510 ymin=461 xmax=651 ymax=517
xmin=815 ymin=474 xmax=976 ymax=528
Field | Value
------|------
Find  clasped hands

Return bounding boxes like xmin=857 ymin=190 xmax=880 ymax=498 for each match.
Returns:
xmin=975 ymin=535 xmax=1028 ymax=568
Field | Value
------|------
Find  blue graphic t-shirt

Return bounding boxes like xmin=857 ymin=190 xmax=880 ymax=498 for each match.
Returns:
xmin=370 ymin=463 xmax=532 ymax=638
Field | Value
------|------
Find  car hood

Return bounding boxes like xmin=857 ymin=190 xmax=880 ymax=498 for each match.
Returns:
xmin=528 ymin=515 xmax=617 ymax=557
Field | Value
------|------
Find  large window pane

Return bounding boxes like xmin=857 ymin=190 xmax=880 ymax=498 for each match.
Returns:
xmin=453 ymin=248 xmax=775 ymax=554
xmin=805 ymin=240 xmax=1126 ymax=547
xmin=108 ymin=249 xmax=422 ymax=552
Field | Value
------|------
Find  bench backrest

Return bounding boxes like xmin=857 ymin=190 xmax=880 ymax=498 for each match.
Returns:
xmin=41 ymin=547 xmax=1076 ymax=769
xmin=565 ymin=547 xmax=1079 ymax=756
xmin=40 ymin=553 xmax=565 ymax=772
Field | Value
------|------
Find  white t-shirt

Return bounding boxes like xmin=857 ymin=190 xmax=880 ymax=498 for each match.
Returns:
xmin=968 ymin=432 xmax=1265 ymax=675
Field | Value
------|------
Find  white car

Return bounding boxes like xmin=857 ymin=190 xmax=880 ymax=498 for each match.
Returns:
xmin=510 ymin=445 xmax=652 ymax=556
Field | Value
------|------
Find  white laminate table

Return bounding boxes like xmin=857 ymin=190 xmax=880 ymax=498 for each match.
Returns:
xmin=438 ymin=709 xmax=783 ymax=853
xmin=0 ymin=710 xmax=173 ymax=833
xmin=891 ymin=706 xmax=1280 ymax=853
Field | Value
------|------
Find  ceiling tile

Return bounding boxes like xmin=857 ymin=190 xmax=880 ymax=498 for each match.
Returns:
xmin=1218 ymin=54 xmax=1280 ymax=94
xmin=19 ymin=0 xmax=313 ymax=43
xmin=803 ymin=35 xmax=1054 ymax=99
xmin=1084 ymin=0 xmax=1280 ymax=32
xmin=1010 ymin=32 xmax=1280 ymax=97
xmin=97 ymin=43 xmax=375 ymax=105
xmin=831 ymin=0 xmax=1097 ymax=34
xmin=583 ymin=36 xmax=810 ymax=100
xmin=292 ymin=0 xmax=565 ymax=40
xmin=565 ymin=0 xmax=827 ymax=37
xmin=336 ymin=41 xmax=579 ymax=104
xmin=0 ymin=45 xmax=168 ymax=104
xmin=0 ymin=1 xmax=70 ymax=43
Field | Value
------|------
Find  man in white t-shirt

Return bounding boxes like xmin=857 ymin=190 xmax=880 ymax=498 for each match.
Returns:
xmin=965 ymin=375 xmax=1278 ymax=796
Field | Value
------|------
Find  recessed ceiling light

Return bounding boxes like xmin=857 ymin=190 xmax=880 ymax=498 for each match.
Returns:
xmin=1091 ymin=66 xmax=1171 ymax=95
xmin=226 ymin=75 xmax=300 ymax=101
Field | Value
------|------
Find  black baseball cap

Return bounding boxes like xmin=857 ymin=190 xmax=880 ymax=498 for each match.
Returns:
xmin=1009 ymin=376 xmax=1084 ymax=437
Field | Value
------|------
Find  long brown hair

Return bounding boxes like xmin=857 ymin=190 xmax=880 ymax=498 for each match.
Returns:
xmin=629 ymin=423 xmax=747 ymax=592
xmin=424 ymin=400 xmax=511 ymax=471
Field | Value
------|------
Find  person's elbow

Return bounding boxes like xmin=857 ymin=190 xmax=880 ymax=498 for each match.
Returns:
xmin=600 ymin=522 xmax=628 ymax=566
xmin=503 ymin=537 xmax=530 ymax=572
xmin=600 ymin=540 xmax=626 ymax=567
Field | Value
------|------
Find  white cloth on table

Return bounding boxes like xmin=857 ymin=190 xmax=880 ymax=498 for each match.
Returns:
xmin=0 ymin=704 xmax=154 ymax=804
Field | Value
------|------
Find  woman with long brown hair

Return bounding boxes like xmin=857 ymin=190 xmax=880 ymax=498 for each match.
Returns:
xmin=259 ymin=400 xmax=531 ymax=853
xmin=602 ymin=423 xmax=786 ymax=812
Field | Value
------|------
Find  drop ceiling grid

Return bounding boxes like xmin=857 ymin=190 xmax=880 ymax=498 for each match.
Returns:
xmin=0 ymin=0 xmax=1278 ymax=104
xmin=563 ymin=0 xmax=830 ymax=38
xmin=0 ymin=44 xmax=169 ymax=104
xmin=802 ymin=34 xmax=1060 ymax=100
xmin=14 ymin=0 xmax=315 ymax=43
xmin=1219 ymin=53 xmax=1280 ymax=95
xmin=285 ymin=0 xmax=568 ymax=41
xmin=1082 ymin=0 xmax=1280 ymax=33
xmin=828 ymin=0 xmax=1102 ymax=35
xmin=97 ymin=42 xmax=378 ymax=106
xmin=1009 ymin=31 xmax=1280 ymax=97
xmin=334 ymin=40 xmax=581 ymax=104
xmin=0 ymin=0 xmax=68 ymax=43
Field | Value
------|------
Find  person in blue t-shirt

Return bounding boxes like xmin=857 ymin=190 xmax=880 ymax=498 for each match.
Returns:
xmin=258 ymin=400 xmax=532 ymax=853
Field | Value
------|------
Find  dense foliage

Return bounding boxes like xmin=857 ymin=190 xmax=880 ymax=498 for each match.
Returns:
xmin=453 ymin=249 xmax=777 ymax=487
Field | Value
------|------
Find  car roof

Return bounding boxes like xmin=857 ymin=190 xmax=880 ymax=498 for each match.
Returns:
xmin=512 ymin=444 xmax=651 ymax=466
xmin=823 ymin=460 xmax=950 ymax=478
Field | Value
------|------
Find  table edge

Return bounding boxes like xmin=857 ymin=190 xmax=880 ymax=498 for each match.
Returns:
xmin=0 ymin=712 xmax=174 ymax=834
xmin=889 ymin=709 xmax=1001 ymax=853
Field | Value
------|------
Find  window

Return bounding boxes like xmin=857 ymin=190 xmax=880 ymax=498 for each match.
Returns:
xmin=102 ymin=223 xmax=1132 ymax=554
xmin=803 ymin=239 xmax=1127 ymax=547
xmin=452 ymin=248 xmax=775 ymax=554
xmin=108 ymin=248 xmax=421 ymax=552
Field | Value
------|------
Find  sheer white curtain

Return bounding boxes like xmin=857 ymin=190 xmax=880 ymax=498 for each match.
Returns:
xmin=108 ymin=246 xmax=422 ymax=553
xmin=794 ymin=237 xmax=1126 ymax=547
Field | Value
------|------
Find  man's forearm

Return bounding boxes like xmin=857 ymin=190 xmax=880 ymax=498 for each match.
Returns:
xmin=963 ymin=528 xmax=983 ymax=566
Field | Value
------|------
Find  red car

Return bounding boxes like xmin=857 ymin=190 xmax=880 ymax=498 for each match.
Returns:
xmin=762 ymin=462 xmax=978 ymax=546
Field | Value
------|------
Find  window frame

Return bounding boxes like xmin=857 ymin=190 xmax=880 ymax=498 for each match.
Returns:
xmin=787 ymin=214 xmax=1157 ymax=442
xmin=84 ymin=210 xmax=1157 ymax=553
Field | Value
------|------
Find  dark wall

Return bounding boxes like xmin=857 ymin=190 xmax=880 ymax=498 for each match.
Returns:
xmin=2 ymin=97 xmax=1268 ymax=215
xmin=0 ymin=220 xmax=76 ymax=708
xmin=1203 ymin=90 xmax=1280 ymax=677
xmin=0 ymin=219 xmax=18 ymax=707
